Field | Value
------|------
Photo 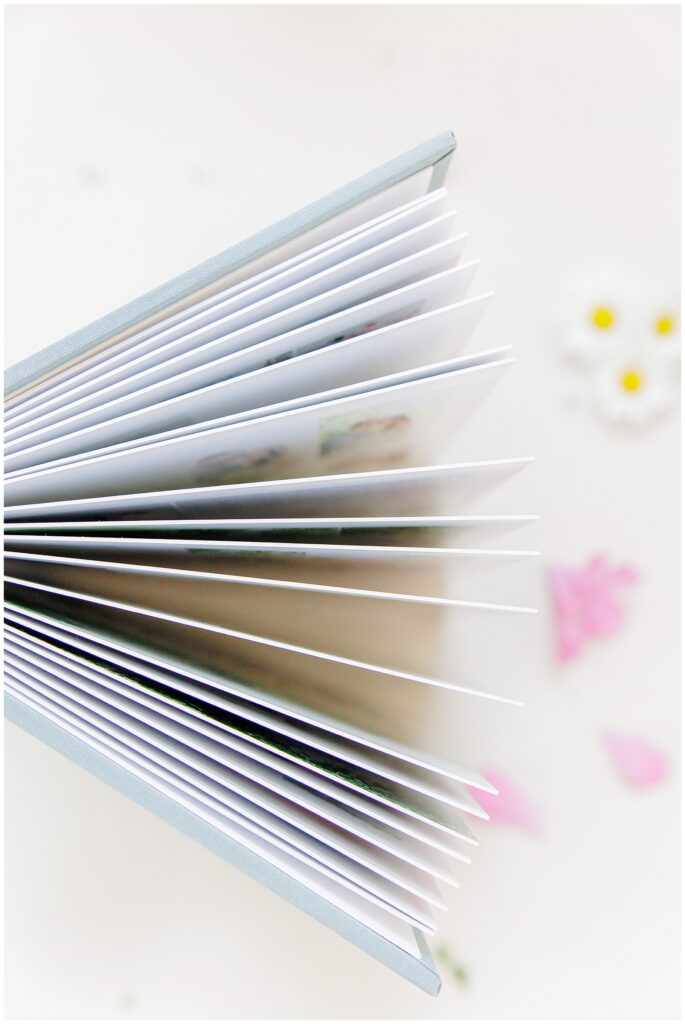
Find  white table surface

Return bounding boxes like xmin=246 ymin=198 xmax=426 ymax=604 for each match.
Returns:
xmin=4 ymin=5 xmax=680 ymax=1019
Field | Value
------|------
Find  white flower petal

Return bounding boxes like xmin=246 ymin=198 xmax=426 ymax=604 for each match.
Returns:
xmin=594 ymin=351 xmax=675 ymax=425
xmin=558 ymin=273 xmax=640 ymax=369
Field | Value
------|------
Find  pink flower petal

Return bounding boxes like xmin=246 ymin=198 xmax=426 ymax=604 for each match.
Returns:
xmin=549 ymin=555 xmax=638 ymax=662
xmin=471 ymin=771 xmax=545 ymax=834
xmin=612 ymin=565 xmax=639 ymax=587
xmin=603 ymin=732 xmax=669 ymax=786
xmin=557 ymin=618 xmax=583 ymax=662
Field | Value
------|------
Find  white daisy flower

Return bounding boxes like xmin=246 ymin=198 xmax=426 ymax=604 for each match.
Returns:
xmin=559 ymin=274 xmax=641 ymax=368
xmin=594 ymin=349 xmax=675 ymax=425
xmin=642 ymin=294 xmax=680 ymax=364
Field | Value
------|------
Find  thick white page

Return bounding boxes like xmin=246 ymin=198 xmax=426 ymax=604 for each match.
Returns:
xmin=4 ymin=650 xmax=444 ymax=918
xmin=6 ymin=669 xmax=441 ymax=933
xmin=4 ymin=647 xmax=482 ymax=832
xmin=5 ymin=606 xmax=477 ymax=863
xmin=2 ymin=600 xmax=502 ymax=791
xmin=4 ymin=166 xmax=436 ymax=420
xmin=5 ymin=217 xmax=466 ymax=457
xmin=5 ymin=550 xmax=536 ymax=614
xmin=4 ymin=641 xmax=448 ymax=918
xmin=5 ymin=296 xmax=493 ymax=474
xmin=5 ymin=343 xmax=505 ymax=477
xmin=5 ymin=621 xmax=459 ymax=887
xmin=3 ymin=535 xmax=538 ymax=608
xmin=4 ymin=533 xmax=537 ymax=562
xmin=5 ymin=358 xmax=512 ymax=504
xmin=2 ymin=643 xmax=475 ymax=851
xmin=3 ymin=515 xmax=539 ymax=536
xmin=4 ymin=459 xmax=533 ymax=522
xmin=4 ymin=577 xmax=519 ymax=706
xmin=5 ymin=679 xmax=423 ymax=956
xmin=6 ymin=261 xmax=480 ymax=472
xmin=3 ymin=534 xmax=539 ymax=607
xmin=5 ymin=190 xmax=449 ymax=433
xmin=5 ymin=191 xmax=451 ymax=439
xmin=2 ymin=627 xmax=493 ymax=799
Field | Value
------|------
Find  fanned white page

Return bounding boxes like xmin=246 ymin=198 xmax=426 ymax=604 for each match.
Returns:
xmin=4 ymin=177 xmax=537 ymax=981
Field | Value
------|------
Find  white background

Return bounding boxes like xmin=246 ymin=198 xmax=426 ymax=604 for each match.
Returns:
xmin=4 ymin=4 xmax=680 ymax=1019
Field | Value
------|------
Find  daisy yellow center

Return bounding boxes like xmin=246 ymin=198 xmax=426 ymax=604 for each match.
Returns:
xmin=591 ymin=306 xmax=614 ymax=330
xmin=655 ymin=315 xmax=675 ymax=335
xmin=621 ymin=369 xmax=643 ymax=393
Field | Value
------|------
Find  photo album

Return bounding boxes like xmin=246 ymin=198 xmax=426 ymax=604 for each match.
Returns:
xmin=3 ymin=132 xmax=537 ymax=994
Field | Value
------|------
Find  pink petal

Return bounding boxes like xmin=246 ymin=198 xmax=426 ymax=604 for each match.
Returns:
xmin=612 ymin=565 xmax=639 ymax=586
xmin=603 ymin=732 xmax=669 ymax=786
xmin=549 ymin=555 xmax=638 ymax=662
xmin=471 ymin=771 xmax=545 ymax=834
xmin=580 ymin=593 xmax=623 ymax=635
xmin=557 ymin=619 xmax=583 ymax=662
xmin=586 ymin=554 xmax=610 ymax=579
xmin=549 ymin=567 xmax=578 ymax=614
